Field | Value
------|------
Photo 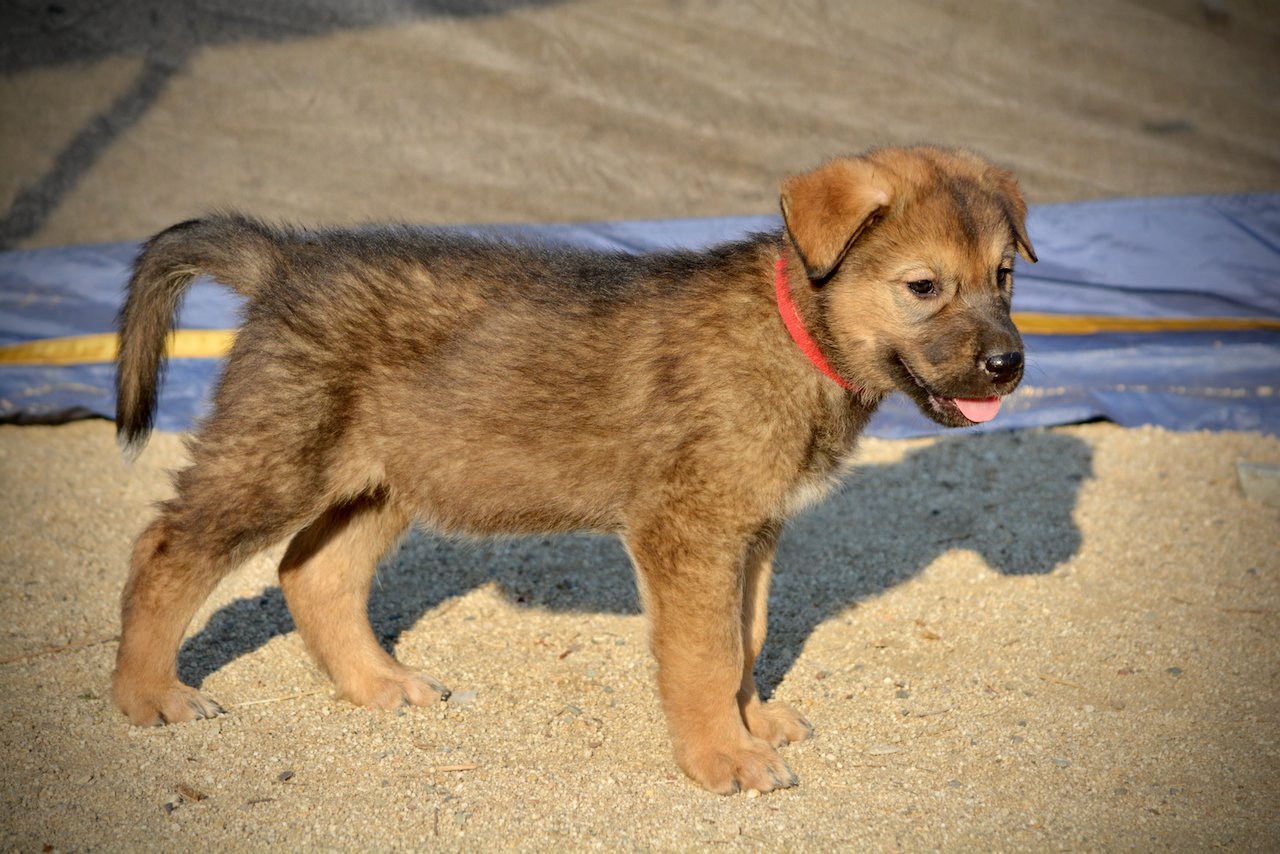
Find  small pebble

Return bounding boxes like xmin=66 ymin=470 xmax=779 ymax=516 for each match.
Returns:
xmin=1053 ymin=758 xmax=1072 ymax=768
xmin=447 ymin=690 xmax=478 ymax=708
xmin=1237 ymin=460 xmax=1280 ymax=507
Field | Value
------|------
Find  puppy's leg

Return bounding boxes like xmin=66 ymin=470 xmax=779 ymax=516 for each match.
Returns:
xmin=738 ymin=525 xmax=813 ymax=748
xmin=628 ymin=520 xmax=797 ymax=795
xmin=112 ymin=516 xmax=233 ymax=724
xmin=278 ymin=491 xmax=449 ymax=709
xmin=113 ymin=459 xmax=316 ymax=725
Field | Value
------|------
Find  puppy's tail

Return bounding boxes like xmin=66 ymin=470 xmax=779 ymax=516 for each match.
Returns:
xmin=115 ymin=214 xmax=281 ymax=458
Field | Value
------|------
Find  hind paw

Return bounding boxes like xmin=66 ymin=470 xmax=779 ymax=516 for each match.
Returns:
xmin=113 ymin=678 xmax=224 ymax=726
xmin=336 ymin=664 xmax=450 ymax=710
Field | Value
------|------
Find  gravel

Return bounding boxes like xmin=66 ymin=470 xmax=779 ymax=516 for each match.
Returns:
xmin=1 ymin=421 xmax=1277 ymax=850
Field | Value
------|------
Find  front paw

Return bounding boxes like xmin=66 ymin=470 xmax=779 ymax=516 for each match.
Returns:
xmin=743 ymin=699 xmax=814 ymax=748
xmin=677 ymin=734 xmax=798 ymax=795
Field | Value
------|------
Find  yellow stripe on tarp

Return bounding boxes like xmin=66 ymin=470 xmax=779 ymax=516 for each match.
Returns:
xmin=1012 ymin=313 xmax=1280 ymax=335
xmin=0 ymin=330 xmax=236 ymax=366
xmin=1 ymin=314 xmax=1277 ymax=366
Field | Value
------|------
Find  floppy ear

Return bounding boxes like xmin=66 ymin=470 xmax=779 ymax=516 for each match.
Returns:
xmin=986 ymin=166 xmax=1037 ymax=263
xmin=780 ymin=158 xmax=891 ymax=281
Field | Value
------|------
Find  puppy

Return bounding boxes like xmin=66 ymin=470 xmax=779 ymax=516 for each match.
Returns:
xmin=111 ymin=145 xmax=1035 ymax=794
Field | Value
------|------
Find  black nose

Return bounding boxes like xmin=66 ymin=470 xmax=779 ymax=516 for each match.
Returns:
xmin=983 ymin=350 xmax=1023 ymax=382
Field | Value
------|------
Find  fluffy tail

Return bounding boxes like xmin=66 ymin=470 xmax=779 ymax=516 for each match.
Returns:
xmin=115 ymin=213 xmax=281 ymax=457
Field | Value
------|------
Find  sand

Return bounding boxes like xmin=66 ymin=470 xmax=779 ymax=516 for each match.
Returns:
xmin=1 ymin=1 xmax=1278 ymax=850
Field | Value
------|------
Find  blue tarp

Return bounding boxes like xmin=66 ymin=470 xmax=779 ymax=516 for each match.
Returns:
xmin=1 ymin=193 xmax=1278 ymax=437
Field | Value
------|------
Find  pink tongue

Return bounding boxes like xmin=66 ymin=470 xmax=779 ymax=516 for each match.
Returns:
xmin=952 ymin=396 xmax=1002 ymax=423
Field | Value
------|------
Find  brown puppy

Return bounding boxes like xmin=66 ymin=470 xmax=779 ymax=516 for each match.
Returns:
xmin=112 ymin=146 xmax=1035 ymax=795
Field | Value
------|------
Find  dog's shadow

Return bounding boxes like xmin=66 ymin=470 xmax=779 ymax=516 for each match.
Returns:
xmin=179 ymin=430 xmax=1091 ymax=697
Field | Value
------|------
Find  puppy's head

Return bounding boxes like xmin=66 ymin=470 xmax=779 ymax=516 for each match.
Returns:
xmin=780 ymin=146 xmax=1036 ymax=428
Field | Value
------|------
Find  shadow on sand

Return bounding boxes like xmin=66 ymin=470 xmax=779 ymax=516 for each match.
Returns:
xmin=179 ymin=429 xmax=1091 ymax=696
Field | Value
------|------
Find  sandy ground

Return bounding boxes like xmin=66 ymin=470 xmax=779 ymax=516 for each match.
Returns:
xmin=1 ymin=1 xmax=1279 ymax=850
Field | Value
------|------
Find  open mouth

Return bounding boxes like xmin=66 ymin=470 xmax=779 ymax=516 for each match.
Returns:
xmin=930 ymin=394 xmax=1002 ymax=424
xmin=897 ymin=358 xmax=1005 ymax=427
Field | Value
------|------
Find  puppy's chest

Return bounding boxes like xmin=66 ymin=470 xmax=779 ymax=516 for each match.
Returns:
xmin=779 ymin=424 xmax=861 ymax=517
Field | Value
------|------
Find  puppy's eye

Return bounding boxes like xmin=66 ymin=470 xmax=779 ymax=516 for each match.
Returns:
xmin=907 ymin=279 xmax=937 ymax=297
xmin=997 ymin=267 xmax=1013 ymax=286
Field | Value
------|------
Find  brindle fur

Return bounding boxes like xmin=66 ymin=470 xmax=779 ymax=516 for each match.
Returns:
xmin=112 ymin=146 xmax=1035 ymax=795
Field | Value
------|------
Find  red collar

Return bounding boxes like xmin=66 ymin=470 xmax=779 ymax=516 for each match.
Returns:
xmin=774 ymin=252 xmax=858 ymax=392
